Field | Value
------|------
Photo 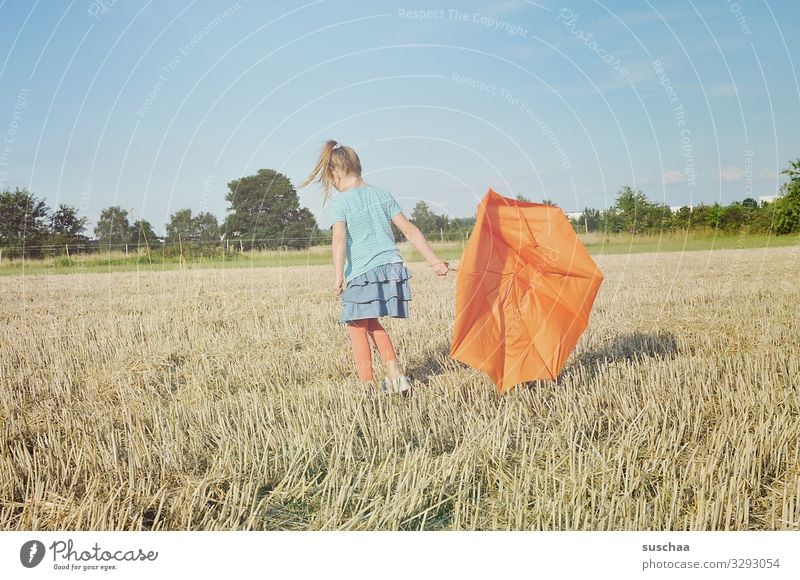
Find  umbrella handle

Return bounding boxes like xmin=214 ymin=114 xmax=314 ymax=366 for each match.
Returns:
xmin=431 ymin=261 xmax=458 ymax=272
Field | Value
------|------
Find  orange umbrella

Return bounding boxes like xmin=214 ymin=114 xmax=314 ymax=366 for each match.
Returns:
xmin=449 ymin=189 xmax=604 ymax=392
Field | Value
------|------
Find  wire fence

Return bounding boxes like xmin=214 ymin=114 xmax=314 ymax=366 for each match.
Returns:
xmin=0 ymin=238 xmax=319 ymax=260
xmin=0 ymin=230 xmax=471 ymax=261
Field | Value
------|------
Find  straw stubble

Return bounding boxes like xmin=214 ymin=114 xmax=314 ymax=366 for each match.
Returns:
xmin=1 ymin=245 xmax=798 ymax=530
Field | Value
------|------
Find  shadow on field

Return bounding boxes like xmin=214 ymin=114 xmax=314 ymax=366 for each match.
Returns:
xmin=519 ymin=331 xmax=681 ymax=392
xmin=405 ymin=331 xmax=680 ymax=391
xmin=553 ymin=330 xmax=680 ymax=384
xmin=404 ymin=342 xmax=457 ymax=386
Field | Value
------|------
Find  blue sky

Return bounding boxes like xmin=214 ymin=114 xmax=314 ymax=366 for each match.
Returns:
xmin=0 ymin=0 xmax=798 ymax=234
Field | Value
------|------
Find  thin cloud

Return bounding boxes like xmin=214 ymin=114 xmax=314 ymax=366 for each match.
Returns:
xmin=720 ymin=166 xmax=745 ymax=182
xmin=663 ymin=170 xmax=685 ymax=184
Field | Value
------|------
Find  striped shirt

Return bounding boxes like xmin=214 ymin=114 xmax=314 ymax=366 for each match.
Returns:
xmin=326 ymin=184 xmax=404 ymax=282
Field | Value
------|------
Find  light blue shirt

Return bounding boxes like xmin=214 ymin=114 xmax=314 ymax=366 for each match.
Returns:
xmin=325 ymin=184 xmax=404 ymax=282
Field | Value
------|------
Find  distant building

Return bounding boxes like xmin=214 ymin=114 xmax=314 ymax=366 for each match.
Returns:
xmin=759 ymin=195 xmax=780 ymax=206
xmin=669 ymin=205 xmax=693 ymax=213
xmin=564 ymin=211 xmax=583 ymax=221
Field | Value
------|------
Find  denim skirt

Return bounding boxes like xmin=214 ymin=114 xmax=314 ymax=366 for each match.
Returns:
xmin=339 ymin=262 xmax=412 ymax=323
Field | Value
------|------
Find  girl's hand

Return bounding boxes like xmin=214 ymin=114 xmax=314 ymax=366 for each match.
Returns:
xmin=430 ymin=261 xmax=449 ymax=276
xmin=332 ymin=275 xmax=345 ymax=296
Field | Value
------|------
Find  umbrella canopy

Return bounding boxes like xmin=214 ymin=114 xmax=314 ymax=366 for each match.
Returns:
xmin=450 ymin=189 xmax=604 ymax=392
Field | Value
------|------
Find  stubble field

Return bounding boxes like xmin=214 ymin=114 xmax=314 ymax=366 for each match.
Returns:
xmin=1 ymin=244 xmax=799 ymax=530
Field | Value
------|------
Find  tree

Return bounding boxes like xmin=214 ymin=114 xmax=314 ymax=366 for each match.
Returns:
xmin=688 ymin=203 xmax=723 ymax=230
xmin=0 ymin=188 xmax=51 ymax=258
xmin=442 ymin=216 xmax=476 ymax=242
xmin=719 ymin=203 xmax=747 ymax=233
xmin=410 ymin=200 xmax=438 ymax=236
xmin=741 ymin=197 xmax=758 ymax=209
xmin=165 ymin=209 xmax=222 ymax=256
xmin=129 ymin=219 xmax=160 ymax=248
xmin=450 ymin=216 xmax=476 ymax=230
xmin=276 ymin=206 xmax=317 ymax=248
xmin=650 ymin=202 xmax=673 ymax=232
xmin=746 ymin=204 xmax=775 ymax=234
xmin=94 ymin=206 xmax=132 ymax=247
xmin=515 ymin=193 xmax=532 ymax=202
xmin=166 ymin=208 xmax=194 ymax=243
xmin=671 ymin=206 xmax=693 ymax=230
xmin=542 ymin=198 xmax=558 ymax=207
xmin=780 ymin=159 xmax=800 ymax=181
xmin=49 ymin=204 xmax=88 ymax=241
xmin=47 ymin=204 xmax=89 ymax=254
xmin=773 ymin=158 xmax=800 ymax=234
xmin=614 ymin=186 xmax=651 ymax=234
xmin=601 ymin=208 xmax=625 ymax=233
xmin=434 ymin=213 xmax=450 ymax=236
xmin=578 ymin=207 xmax=601 ymax=232
xmin=194 ymin=211 xmax=220 ymax=243
xmin=772 ymin=187 xmax=800 ymax=234
xmin=223 ymin=169 xmax=316 ymax=250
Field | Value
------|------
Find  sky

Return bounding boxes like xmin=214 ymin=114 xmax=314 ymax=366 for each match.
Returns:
xmin=0 ymin=0 xmax=798 ymax=235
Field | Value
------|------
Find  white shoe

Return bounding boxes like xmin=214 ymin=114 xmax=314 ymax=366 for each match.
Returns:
xmin=381 ymin=375 xmax=412 ymax=395
xmin=396 ymin=375 xmax=411 ymax=394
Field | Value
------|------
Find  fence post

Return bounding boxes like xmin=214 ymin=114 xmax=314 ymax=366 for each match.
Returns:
xmin=125 ymin=244 xmax=128 ymax=256
xmin=65 ymin=244 xmax=70 ymax=259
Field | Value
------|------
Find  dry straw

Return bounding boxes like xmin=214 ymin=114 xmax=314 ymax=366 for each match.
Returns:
xmin=1 ymin=246 xmax=798 ymax=530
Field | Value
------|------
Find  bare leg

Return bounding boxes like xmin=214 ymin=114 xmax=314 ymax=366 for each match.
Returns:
xmin=346 ymin=320 xmax=374 ymax=382
xmin=366 ymin=318 xmax=402 ymax=381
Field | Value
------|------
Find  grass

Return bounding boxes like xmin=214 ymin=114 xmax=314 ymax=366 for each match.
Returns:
xmin=581 ymin=230 xmax=800 ymax=254
xmin=1 ymin=232 xmax=797 ymax=276
xmin=1 ymin=244 xmax=798 ymax=530
xmin=0 ymin=242 xmax=468 ymax=277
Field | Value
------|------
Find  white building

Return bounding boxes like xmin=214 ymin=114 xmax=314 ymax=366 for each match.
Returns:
xmin=759 ymin=195 xmax=780 ymax=206
xmin=669 ymin=205 xmax=694 ymax=213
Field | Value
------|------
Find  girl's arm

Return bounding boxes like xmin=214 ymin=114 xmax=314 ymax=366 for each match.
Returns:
xmin=332 ymin=221 xmax=346 ymax=294
xmin=391 ymin=213 xmax=449 ymax=276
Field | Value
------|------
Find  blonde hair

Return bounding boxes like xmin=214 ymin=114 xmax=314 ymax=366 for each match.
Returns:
xmin=301 ymin=140 xmax=362 ymax=203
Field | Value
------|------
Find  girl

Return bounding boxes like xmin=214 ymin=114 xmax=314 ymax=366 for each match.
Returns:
xmin=303 ymin=140 xmax=449 ymax=394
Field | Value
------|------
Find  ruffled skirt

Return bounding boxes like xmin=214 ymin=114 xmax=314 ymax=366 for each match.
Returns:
xmin=340 ymin=262 xmax=412 ymax=323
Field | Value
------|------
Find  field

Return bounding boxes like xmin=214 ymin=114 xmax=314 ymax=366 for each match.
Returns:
xmin=1 ymin=244 xmax=799 ymax=530
xmin=2 ymin=231 xmax=798 ymax=276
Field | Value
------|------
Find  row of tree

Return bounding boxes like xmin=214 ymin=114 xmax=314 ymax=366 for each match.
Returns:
xmin=572 ymin=172 xmax=799 ymax=236
xmin=570 ymin=160 xmax=800 ymax=235
xmin=404 ymin=160 xmax=800 ymax=238
xmin=404 ymin=194 xmax=561 ymax=241
xmin=0 ymin=169 xmax=320 ymax=258
xmin=2 ymin=161 xmax=799 ymax=259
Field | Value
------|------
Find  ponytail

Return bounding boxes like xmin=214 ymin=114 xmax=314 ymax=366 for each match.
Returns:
xmin=302 ymin=140 xmax=362 ymax=203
